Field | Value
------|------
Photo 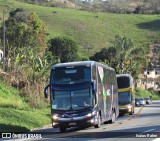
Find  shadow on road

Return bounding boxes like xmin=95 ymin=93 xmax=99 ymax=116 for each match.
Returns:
xmin=39 ymin=124 xmax=160 ymax=139
xmin=0 ymin=123 xmax=29 ymax=132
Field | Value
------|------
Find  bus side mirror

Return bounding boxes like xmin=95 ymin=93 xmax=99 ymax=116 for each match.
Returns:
xmin=44 ymin=84 xmax=50 ymax=99
xmin=91 ymin=80 xmax=97 ymax=95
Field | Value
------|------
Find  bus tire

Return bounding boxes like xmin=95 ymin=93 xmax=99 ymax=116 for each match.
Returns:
xmin=94 ymin=113 xmax=101 ymax=128
xmin=59 ymin=127 xmax=66 ymax=133
xmin=108 ymin=111 xmax=116 ymax=124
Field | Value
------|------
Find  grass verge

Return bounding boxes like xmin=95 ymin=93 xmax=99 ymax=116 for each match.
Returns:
xmin=0 ymin=82 xmax=50 ymax=132
xmin=135 ymin=87 xmax=160 ymax=100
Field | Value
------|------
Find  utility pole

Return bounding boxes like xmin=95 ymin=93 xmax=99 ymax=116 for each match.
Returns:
xmin=145 ymin=68 xmax=148 ymax=90
xmin=1 ymin=0 xmax=14 ymax=71
xmin=2 ymin=9 xmax=6 ymax=71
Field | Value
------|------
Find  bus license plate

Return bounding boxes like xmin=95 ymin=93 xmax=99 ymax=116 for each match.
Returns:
xmin=69 ymin=123 xmax=76 ymax=126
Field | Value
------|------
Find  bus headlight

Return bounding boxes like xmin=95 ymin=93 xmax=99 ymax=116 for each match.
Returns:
xmin=125 ymin=104 xmax=132 ymax=109
xmin=86 ymin=113 xmax=92 ymax=117
xmin=52 ymin=114 xmax=59 ymax=120
xmin=86 ymin=111 xmax=96 ymax=117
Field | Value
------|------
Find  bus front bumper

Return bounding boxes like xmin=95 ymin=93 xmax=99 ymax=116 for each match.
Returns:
xmin=52 ymin=115 xmax=96 ymax=128
xmin=119 ymin=105 xmax=132 ymax=114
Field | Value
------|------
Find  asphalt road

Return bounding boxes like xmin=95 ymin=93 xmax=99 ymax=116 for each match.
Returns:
xmin=2 ymin=100 xmax=160 ymax=141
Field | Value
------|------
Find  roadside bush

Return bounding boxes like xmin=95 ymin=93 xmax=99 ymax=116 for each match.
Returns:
xmin=135 ymin=87 xmax=160 ymax=100
xmin=0 ymin=82 xmax=30 ymax=110
xmin=49 ymin=36 xmax=79 ymax=63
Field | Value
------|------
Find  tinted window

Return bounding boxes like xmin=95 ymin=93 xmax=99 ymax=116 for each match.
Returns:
xmin=51 ymin=88 xmax=92 ymax=110
xmin=51 ymin=67 xmax=90 ymax=84
xmin=117 ymin=76 xmax=130 ymax=88
xmin=118 ymin=91 xmax=131 ymax=102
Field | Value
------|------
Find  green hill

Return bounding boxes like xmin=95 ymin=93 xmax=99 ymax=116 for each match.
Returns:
xmin=9 ymin=1 xmax=160 ymax=56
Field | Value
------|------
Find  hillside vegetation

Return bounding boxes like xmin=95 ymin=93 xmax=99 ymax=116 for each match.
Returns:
xmin=16 ymin=0 xmax=160 ymax=14
xmin=0 ymin=82 xmax=50 ymax=132
xmin=10 ymin=1 xmax=160 ymax=56
xmin=135 ymin=87 xmax=160 ymax=100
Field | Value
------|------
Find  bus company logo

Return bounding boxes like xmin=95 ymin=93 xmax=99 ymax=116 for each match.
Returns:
xmin=64 ymin=113 xmax=73 ymax=118
xmin=70 ymin=113 xmax=78 ymax=116
xmin=107 ymin=89 xmax=111 ymax=96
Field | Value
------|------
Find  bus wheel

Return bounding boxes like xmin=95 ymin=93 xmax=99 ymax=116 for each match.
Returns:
xmin=108 ymin=111 xmax=116 ymax=124
xmin=94 ymin=113 xmax=101 ymax=128
xmin=59 ymin=127 xmax=66 ymax=133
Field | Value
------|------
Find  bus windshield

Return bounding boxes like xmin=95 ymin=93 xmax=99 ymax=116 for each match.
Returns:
xmin=51 ymin=67 xmax=90 ymax=84
xmin=117 ymin=77 xmax=130 ymax=88
xmin=51 ymin=88 xmax=92 ymax=110
xmin=118 ymin=91 xmax=131 ymax=104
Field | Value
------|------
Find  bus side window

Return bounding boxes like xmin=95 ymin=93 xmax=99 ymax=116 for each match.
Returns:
xmin=85 ymin=69 xmax=90 ymax=81
xmin=92 ymin=65 xmax=96 ymax=80
xmin=108 ymin=71 xmax=111 ymax=84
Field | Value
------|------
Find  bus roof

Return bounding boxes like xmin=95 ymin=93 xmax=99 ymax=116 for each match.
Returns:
xmin=116 ymin=74 xmax=133 ymax=89
xmin=116 ymin=74 xmax=132 ymax=78
xmin=51 ymin=61 xmax=115 ymax=71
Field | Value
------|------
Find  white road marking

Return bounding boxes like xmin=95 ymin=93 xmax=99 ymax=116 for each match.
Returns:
xmin=144 ymin=129 xmax=156 ymax=132
xmin=152 ymin=138 xmax=160 ymax=141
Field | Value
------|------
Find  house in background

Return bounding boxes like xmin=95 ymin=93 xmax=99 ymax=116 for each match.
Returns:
xmin=138 ymin=44 xmax=160 ymax=90
xmin=138 ymin=68 xmax=160 ymax=90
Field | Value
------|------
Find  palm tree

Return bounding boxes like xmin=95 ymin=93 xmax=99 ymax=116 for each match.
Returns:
xmin=126 ymin=47 xmax=147 ymax=78
xmin=113 ymin=35 xmax=134 ymax=73
xmin=112 ymin=35 xmax=147 ymax=79
xmin=91 ymin=35 xmax=148 ymax=81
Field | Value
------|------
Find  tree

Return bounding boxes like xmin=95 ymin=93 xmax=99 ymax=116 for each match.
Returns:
xmin=0 ymin=9 xmax=46 ymax=58
xmin=0 ymin=0 xmax=14 ymax=70
xmin=90 ymin=47 xmax=117 ymax=67
xmin=112 ymin=35 xmax=147 ymax=76
xmin=143 ymin=0 xmax=160 ymax=14
xmin=91 ymin=35 xmax=147 ymax=80
xmin=0 ymin=9 xmax=47 ymax=73
xmin=48 ymin=36 xmax=79 ymax=63
xmin=112 ymin=35 xmax=134 ymax=73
